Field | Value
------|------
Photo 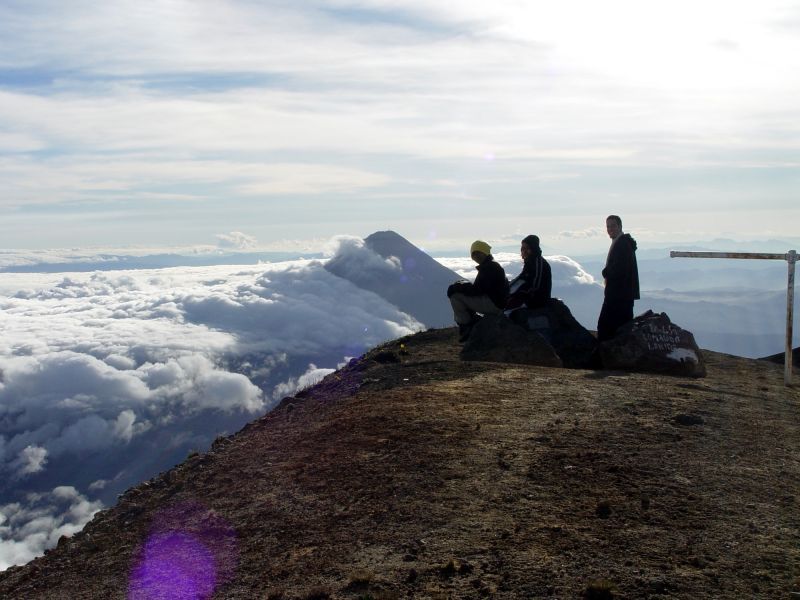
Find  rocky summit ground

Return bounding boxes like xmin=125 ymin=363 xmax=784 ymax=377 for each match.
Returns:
xmin=1 ymin=328 xmax=799 ymax=599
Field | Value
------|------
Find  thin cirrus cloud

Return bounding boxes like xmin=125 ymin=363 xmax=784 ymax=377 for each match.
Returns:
xmin=0 ymin=1 xmax=799 ymax=246
xmin=558 ymin=227 xmax=604 ymax=240
xmin=3 ymin=1 xmax=795 ymax=154
xmin=0 ymin=239 xmax=423 ymax=570
xmin=1 ymin=2 xmax=797 ymax=237
xmin=0 ymin=155 xmax=393 ymax=208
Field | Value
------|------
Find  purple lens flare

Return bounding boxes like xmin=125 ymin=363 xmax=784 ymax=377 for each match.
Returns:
xmin=128 ymin=502 xmax=239 ymax=600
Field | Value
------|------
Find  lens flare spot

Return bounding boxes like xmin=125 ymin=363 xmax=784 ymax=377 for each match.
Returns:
xmin=128 ymin=502 xmax=239 ymax=600
xmin=129 ymin=532 xmax=216 ymax=599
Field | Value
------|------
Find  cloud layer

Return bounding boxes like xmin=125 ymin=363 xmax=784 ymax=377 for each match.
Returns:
xmin=0 ymin=486 xmax=102 ymax=571
xmin=0 ymin=248 xmax=422 ymax=569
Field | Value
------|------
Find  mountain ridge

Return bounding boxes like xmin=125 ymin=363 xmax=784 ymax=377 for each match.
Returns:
xmin=760 ymin=346 xmax=800 ymax=368
xmin=1 ymin=328 xmax=798 ymax=599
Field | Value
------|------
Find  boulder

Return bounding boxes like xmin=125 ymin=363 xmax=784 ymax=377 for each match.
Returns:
xmin=599 ymin=311 xmax=706 ymax=377
xmin=508 ymin=299 xmax=598 ymax=368
xmin=461 ymin=314 xmax=563 ymax=367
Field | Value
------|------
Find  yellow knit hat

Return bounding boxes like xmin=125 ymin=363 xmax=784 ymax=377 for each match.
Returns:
xmin=470 ymin=240 xmax=491 ymax=256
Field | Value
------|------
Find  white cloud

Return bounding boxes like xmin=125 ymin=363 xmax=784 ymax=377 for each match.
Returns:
xmin=10 ymin=446 xmax=48 ymax=478
xmin=215 ymin=231 xmax=257 ymax=250
xmin=323 ymin=236 xmax=402 ymax=281
xmin=0 ymin=486 xmax=102 ymax=571
xmin=0 ymin=259 xmax=420 ymax=479
xmin=272 ymin=364 xmax=336 ymax=401
xmin=548 ymin=256 xmax=597 ymax=286
xmin=559 ymin=227 xmax=604 ymax=240
xmin=87 ymin=480 xmax=108 ymax=492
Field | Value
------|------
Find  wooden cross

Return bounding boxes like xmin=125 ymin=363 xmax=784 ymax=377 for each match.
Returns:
xmin=669 ymin=250 xmax=797 ymax=386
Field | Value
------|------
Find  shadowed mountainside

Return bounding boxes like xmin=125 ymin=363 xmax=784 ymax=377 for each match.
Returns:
xmin=1 ymin=329 xmax=798 ymax=599
xmin=760 ymin=346 xmax=800 ymax=368
xmin=325 ymin=230 xmax=460 ymax=328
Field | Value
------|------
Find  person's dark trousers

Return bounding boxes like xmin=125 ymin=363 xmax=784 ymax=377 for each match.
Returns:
xmin=597 ymin=298 xmax=634 ymax=341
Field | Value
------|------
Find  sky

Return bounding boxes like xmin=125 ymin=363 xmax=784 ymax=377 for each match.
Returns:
xmin=1 ymin=0 xmax=799 ymax=254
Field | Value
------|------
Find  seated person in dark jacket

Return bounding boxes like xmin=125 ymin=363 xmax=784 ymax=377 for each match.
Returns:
xmin=504 ymin=234 xmax=551 ymax=315
xmin=447 ymin=240 xmax=509 ymax=341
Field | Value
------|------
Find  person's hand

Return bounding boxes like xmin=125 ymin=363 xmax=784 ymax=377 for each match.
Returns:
xmin=447 ymin=280 xmax=470 ymax=297
xmin=505 ymin=294 xmax=524 ymax=310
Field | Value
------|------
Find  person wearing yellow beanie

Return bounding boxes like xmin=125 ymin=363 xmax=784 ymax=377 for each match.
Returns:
xmin=470 ymin=240 xmax=492 ymax=256
xmin=446 ymin=240 xmax=509 ymax=342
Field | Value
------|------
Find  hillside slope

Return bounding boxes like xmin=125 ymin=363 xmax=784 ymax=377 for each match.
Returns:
xmin=1 ymin=330 xmax=798 ymax=599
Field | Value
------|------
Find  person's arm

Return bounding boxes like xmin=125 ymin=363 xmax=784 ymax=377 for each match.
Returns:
xmin=471 ymin=266 xmax=492 ymax=295
xmin=527 ymin=257 xmax=545 ymax=293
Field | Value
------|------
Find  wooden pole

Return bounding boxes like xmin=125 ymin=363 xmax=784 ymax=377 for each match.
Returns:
xmin=787 ymin=250 xmax=796 ymax=386
xmin=669 ymin=250 xmax=797 ymax=386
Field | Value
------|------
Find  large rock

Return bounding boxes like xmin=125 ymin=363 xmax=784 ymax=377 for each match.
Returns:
xmin=507 ymin=299 xmax=598 ymax=368
xmin=599 ymin=311 xmax=706 ymax=377
xmin=461 ymin=314 xmax=563 ymax=367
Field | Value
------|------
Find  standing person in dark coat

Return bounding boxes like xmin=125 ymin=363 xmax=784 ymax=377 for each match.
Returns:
xmin=597 ymin=214 xmax=640 ymax=341
xmin=505 ymin=234 xmax=552 ymax=314
xmin=447 ymin=240 xmax=509 ymax=342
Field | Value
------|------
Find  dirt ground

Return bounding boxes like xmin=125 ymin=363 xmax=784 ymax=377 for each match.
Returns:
xmin=1 ymin=327 xmax=798 ymax=599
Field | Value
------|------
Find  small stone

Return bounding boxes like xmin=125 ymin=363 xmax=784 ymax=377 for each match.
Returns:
xmin=674 ymin=413 xmax=704 ymax=426
xmin=595 ymin=500 xmax=612 ymax=519
xmin=373 ymin=351 xmax=400 ymax=364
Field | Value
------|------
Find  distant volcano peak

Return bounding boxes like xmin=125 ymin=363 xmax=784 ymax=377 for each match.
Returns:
xmin=364 ymin=230 xmax=428 ymax=258
xmin=325 ymin=231 xmax=460 ymax=328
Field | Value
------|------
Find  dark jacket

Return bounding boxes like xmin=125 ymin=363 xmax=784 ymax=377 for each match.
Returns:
xmin=602 ymin=233 xmax=640 ymax=300
xmin=450 ymin=255 xmax=508 ymax=308
xmin=506 ymin=254 xmax=552 ymax=310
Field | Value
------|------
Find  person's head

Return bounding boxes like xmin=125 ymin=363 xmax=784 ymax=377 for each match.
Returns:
xmin=470 ymin=240 xmax=491 ymax=264
xmin=520 ymin=234 xmax=540 ymax=260
xmin=606 ymin=215 xmax=623 ymax=240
